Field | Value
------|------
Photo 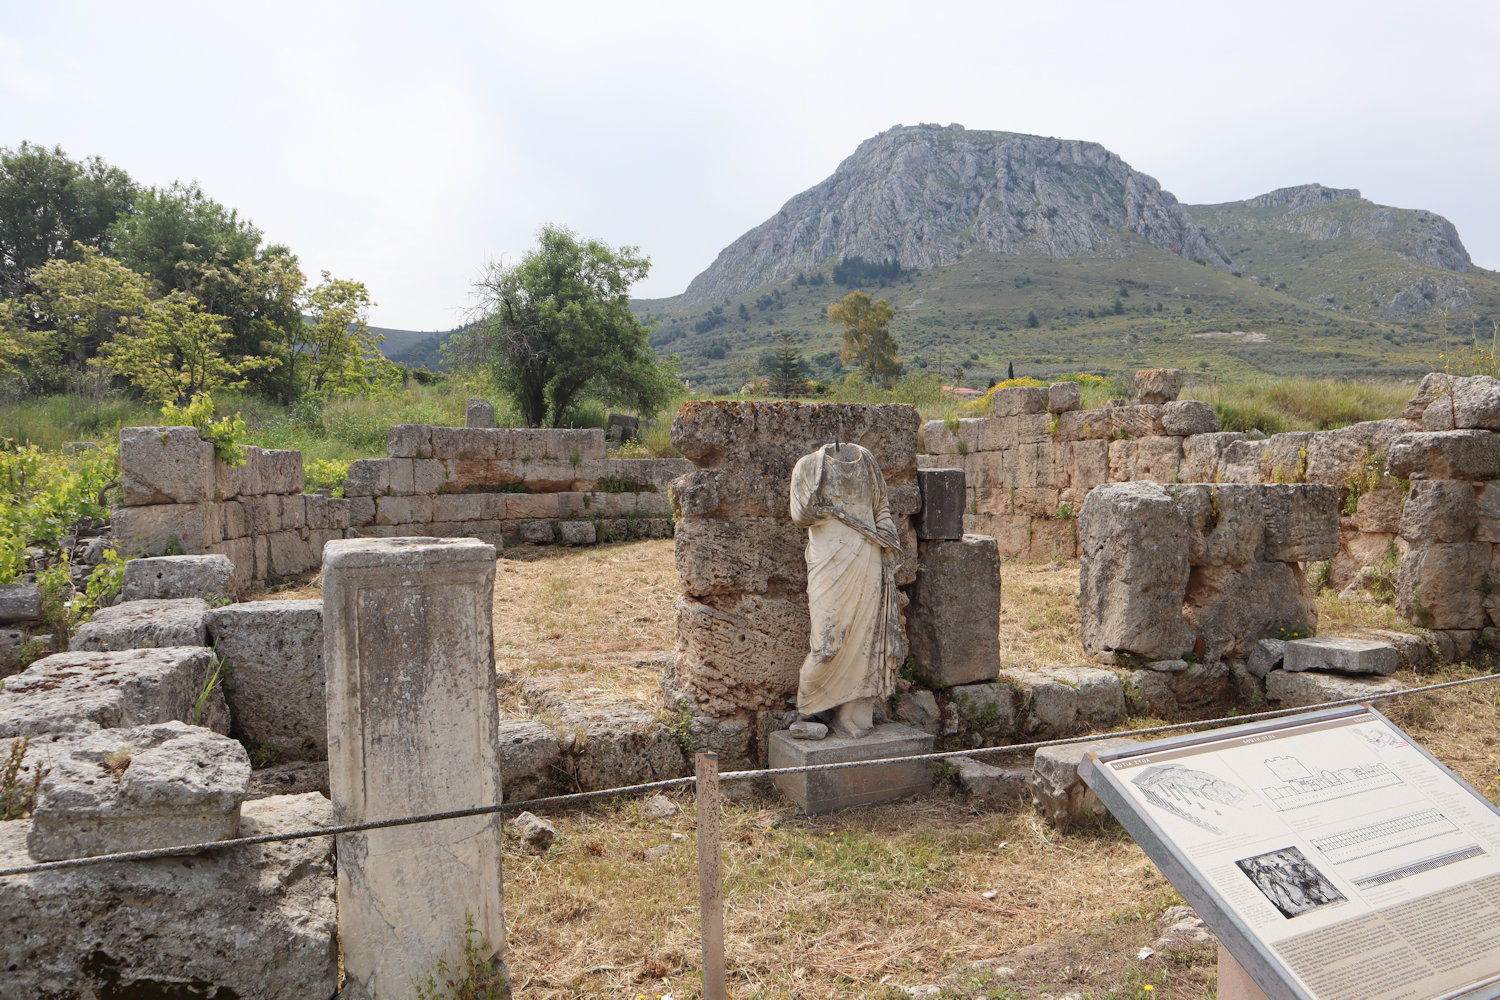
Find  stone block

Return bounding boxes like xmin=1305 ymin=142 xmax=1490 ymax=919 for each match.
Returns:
xmin=1047 ymin=382 xmax=1081 ymax=413
xmin=410 ymin=458 xmax=444 ymax=495
xmin=259 ymin=449 xmax=304 ymax=495
xmin=1183 ymin=562 xmax=1316 ymax=663
xmin=1079 ymin=482 xmax=1193 ymax=660
xmin=1265 ymin=669 xmax=1405 ymax=707
xmin=1352 ymin=487 xmax=1406 ymax=534
xmin=429 ymin=427 xmax=497 ymax=461
xmin=1171 ymin=484 xmax=1265 ymax=567
xmin=344 ymin=458 xmax=392 ymax=497
xmin=0 ymin=629 xmax=24 ymax=679
xmin=120 ymin=554 xmax=237 ymax=604
xmin=0 ymin=646 xmax=227 ymax=738
xmin=768 ymin=723 xmax=934 ymax=815
xmin=247 ymin=760 xmax=330 ymax=800
xmin=987 ymin=386 xmax=1049 ymax=417
xmin=1032 ymin=737 xmax=1138 ymax=827
xmin=0 ymin=583 xmax=41 ymax=624
xmin=1260 ymin=484 xmax=1339 ymax=562
xmin=1034 ymin=665 xmax=1124 ymax=728
xmin=0 ymin=791 xmax=336 ymax=1000
xmin=907 ymin=535 xmax=1000 ymax=686
xmin=27 ymin=720 xmax=250 ymax=861
xmin=266 ymin=530 xmax=316 ymax=578
xmin=557 ymin=520 xmax=596 ymax=545
xmin=70 ymin=598 xmax=210 ymax=652
xmin=1283 ymin=637 xmax=1399 ymax=676
xmin=920 ymin=419 xmax=959 ymax=455
xmin=1399 ymin=480 xmax=1477 ymax=543
xmin=1475 ymin=483 xmax=1500 ymax=542
xmin=1160 ymin=399 xmax=1219 ymax=436
xmin=119 ymin=426 xmax=214 ymax=506
xmin=668 ymin=593 xmax=809 ymax=716
xmin=675 ymin=517 xmax=807 ymax=598
xmin=916 ymin=468 xmax=965 ymax=540
xmin=507 ymin=492 xmax=561 ymax=519
xmin=387 ymin=423 xmax=433 ymax=458
xmin=1387 ymin=430 xmax=1500 ymax=481
xmin=112 ymin=502 xmax=209 ymax=556
xmin=1419 ymin=375 xmax=1500 ymax=431
xmin=953 ymin=756 xmax=1032 ymax=806
xmin=280 ymin=493 xmax=307 ymax=529
xmin=606 ymin=413 xmax=640 ymax=443
xmin=1135 ymin=369 xmax=1185 ymax=404
xmin=207 ymin=600 xmax=326 ymax=759
xmin=1405 ymin=372 xmax=1451 ymax=421
xmin=517 ymin=520 xmax=555 ymax=544
xmin=1303 ymin=420 xmax=1411 ymax=485
xmin=1397 ymin=542 xmax=1488 ymax=629
xmin=1180 ymin=432 xmax=1245 ymax=483
xmin=207 ymin=537 xmax=255 ymax=593
xmin=432 ymin=492 xmax=502 ymax=522
xmin=1070 ymin=438 xmax=1109 ymax=487
xmin=893 ymin=690 xmax=940 ymax=734
xmin=346 ymin=495 xmax=376 ymax=526
xmin=1217 ymin=437 xmax=1268 ymax=483
xmin=496 ymin=719 xmax=562 ymax=802
xmin=683 ymin=715 xmax=755 ymax=772
xmin=672 ymin=401 xmax=918 ymax=484
xmin=465 ymin=398 xmax=496 ymax=428
xmin=1246 ymin=639 xmax=1285 ymax=679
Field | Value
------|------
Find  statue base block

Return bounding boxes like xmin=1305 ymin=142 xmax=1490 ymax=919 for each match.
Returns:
xmin=768 ymin=722 xmax=935 ymax=815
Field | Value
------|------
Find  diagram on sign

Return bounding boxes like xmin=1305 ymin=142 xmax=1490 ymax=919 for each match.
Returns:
xmin=1235 ymin=846 xmax=1347 ymax=918
xmin=1130 ymin=764 xmax=1248 ymax=835
xmin=1259 ymin=755 xmax=1401 ymax=811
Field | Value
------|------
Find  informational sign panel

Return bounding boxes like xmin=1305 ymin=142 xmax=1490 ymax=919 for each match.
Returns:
xmin=1080 ymin=705 xmax=1500 ymax=1000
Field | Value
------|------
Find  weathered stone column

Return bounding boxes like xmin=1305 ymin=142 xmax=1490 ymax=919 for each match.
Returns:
xmin=323 ymin=537 xmax=508 ymax=1000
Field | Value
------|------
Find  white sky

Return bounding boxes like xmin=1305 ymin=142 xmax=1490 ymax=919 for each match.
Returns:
xmin=4 ymin=0 xmax=1497 ymax=330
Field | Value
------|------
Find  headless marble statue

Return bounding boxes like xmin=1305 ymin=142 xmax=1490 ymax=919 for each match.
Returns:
xmin=789 ymin=441 xmax=903 ymax=738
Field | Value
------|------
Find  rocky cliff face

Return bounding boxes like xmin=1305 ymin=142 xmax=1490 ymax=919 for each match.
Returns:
xmin=682 ymin=123 xmax=1235 ymax=305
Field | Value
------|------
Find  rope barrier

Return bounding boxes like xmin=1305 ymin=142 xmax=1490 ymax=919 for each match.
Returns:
xmin=1 ymin=670 xmax=1496 ymax=879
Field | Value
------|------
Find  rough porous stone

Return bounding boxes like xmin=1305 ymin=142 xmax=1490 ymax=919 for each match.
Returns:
xmin=247 ymin=760 xmax=330 ymax=800
xmin=672 ymin=401 xmax=919 ymax=483
xmin=206 ymin=599 xmax=326 ymax=759
xmin=668 ymin=593 xmax=809 ymax=716
xmin=27 ymin=720 xmax=250 ymax=861
xmin=70 ymin=597 xmax=210 ymax=652
xmin=0 ymin=646 xmax=229 ymax=739
xmin=1135 ymin=369 xmax=1185 ymax=405
xmin=683 ymin=715 xmax=754 ymax=771
xmin=674 ymin=517 xmax=807 ymax=597
xmin=1032 ymin=737 xmax=1137 ymax=827
xmin=1386 ymin=430 xmax=1500 ymax=481
xmin=0 ymin=583 xmax=41 ymax=624
xmin=952 ymin=756 xmax=1032 ymax=806
xmin=908 ymin=535 xmax=1001 ymax=687
xmin=1246 ymin=639 xmax=1286 ymax=680
xmin=1419 ymin=375 xmax=1500 ymax=431
xmin=916 ymin=468 xmax=965 ymax=540
xmin=1399 ymin=480 xmax=1478 ymax=543
xmin=120 ymin=554 xmax=238 ymax=603
xmin=465 ymin=397 xmax=497 ymax=428
xmin=1172 ymin=484 xmax=1266 ymax=567
xmin=496 ymin=719 xmax=562 ymax=801
xmin=1048 ymin=382 xmax=1081 ymax=414
xmin=119 ymin=425 xmax=214 ymax=505
xmin=1018 ymin=665 xmax=1126 ymax=733
xmin=1265 ymin=669 xmax=1406 ymax=707
xmin=1396 ymin=542 xmax=1489 ymax=629
xmin=509 ymin=810 xmax=557 ymax=851
xmin=0 ymin=792 xmax=337 ymax=999
xmin=557 ymin=519 xmax=597 ymax=545
xmin=1283 ymin=637 xmax=1400 ymax=676
xmin=894 ymin=690 xmax=941 ymax=734
xmin=1161 ymin=400 xmax=1219 ymax=436
xmin=1183 ymin=562 xmax=1317 ymax=663
xmin=1258 ymin=484 xmax=1339 ymax=563
xmin=112 ymin=502 xmax=209 ymax=556
xmin=1079 ymin=483 xmax=1192 ymax=660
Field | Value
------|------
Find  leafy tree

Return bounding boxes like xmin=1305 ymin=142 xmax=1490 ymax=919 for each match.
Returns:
xmin=452 ymin=225 xmax=678 ymax=427
xmin=98 ymin=290 xmax=272 ymax=405
xmin=22 ymin=247 xmax=151 ymax=388
xmin=828 ymin=291 xmax=900 ymax=387
xmin=0 ymin=143 xmax=136 ymax=297
xmin=108 ymin=181 xmax=262 ymax=291
xmin=769 ymin=332 xmax=806 ymax=397
xmin=1025 ymin=310 xmax=1039 ymax=328
xmin=179 ymin=244 xmax=306 ymax=363
xmin=297 ymin=272 xmax=396 ymax=395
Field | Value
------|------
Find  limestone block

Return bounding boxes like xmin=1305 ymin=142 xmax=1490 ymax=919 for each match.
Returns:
xmin=344 ymin=458 xmax=392 ymax=497
xmin=432 ymin=492 xmax=503 ymax=522
xmin=247 ymin=761 xmax=330 ymax=800
xmin=375 ymin=494 xmax=414 ymax=525
xmin=496 ymin=719 xmax=562 ymax=802
xmin=206 ymin=599 xmax=326 ymax=759
xmin=1135 ymin=435 xmax=1183 ymax=483
xmin=683 ymin=715 xmax=754 ymax=771
xmin=1032 ymin=737 xmax=1138 ymax=827
xmin=672 ymin=401 xmax=918 ymax=485
xmin=908 ymin=536 xmax=1000 ymax=686
xmin=387 ymin=423 xmax=433 ymax=458
xmin=1026 ymin=517 xmax=1080 ymax=560
xmin=1387 ymin=430 xmax=1500 ymax=481
xmin=1256 ymin=431 xmax=1316 ymax=482
xmin=112 ymin=502 xmax=209 ymax=557
xmin=555 ymin=702 xmax=684 ymax=791
xmin=606 ymin=413 xmax=640 ymax=443
xmin=0 ymin=647 xmax=227 ymax=738
xmin=1048 ymin=665 xmax=1125 ymax=725
xmin=953 ymin=756 xmax=1033 ymax=806
xmin=1126 ymin=668 xmax=1178 ymax=716
xmin=206 ymin=538 xmax=255 ymax=593
xmin=71 ymin=598 xmax=210 ymax=652
xmin=557 ymin=520 xmax=596 ymax=545
xmin=1246 ymin=639 xmax=1285 ymax=679
xmin=1070 ymin=438 xmax=1109 ymax=488
xmin=603 ymin=457 xmax=691 ymax=492
xmin=518 ymin=520 xmax=555 ymax=544
xmin=0 ymin=629 xmax=23 ymax=679
xmin=1217 ymin=438 xmax=1268 ymax=483
xmin=634 ymin=490 xmax=674 ymax=516
xmin=1303 ymin=420 xmax=1411 ymax=485
xmin=1260 ymin=484 xmax=1339 ymax=562
xmin=1352 ymin=487 xmax=1406 ymax=534
xmin=466 ymin=397 xmax=496 ymax=428
xmin=1420 ymin=375 xmax=1500 ymax=431
xmin=1404 ymin=372 xmax=1451 ymax=421
xmin=893 ymin=690 xmax=940 ymax=734
xmin=769 ymin=723 xmax=934 ymax=815
xmin=669 ymin=466 xmax=788 ymax=519
xmin=1135 ymin=369 xmax=1185 ymax=404
xmin=1265 ymin=669 xmax=1405 ymax=707
xmin=119 ymin=426 xmax=214 ymax=506
xmin=507 ymin=492 xmax=561 ymax=520
xmin=440 ymin=458 xmax=496 ymax=492
xmin=0 ymin=791 xmax=337 ymax=1000
xmin=346 ymin=495 xmax=376 ymax=527
xmin=27 ymin=720 xmax=250 ymax=861
xmin=555 ymin=492 xmax=588 ymax=517
xmin=120 ymin=554 xmax=237 ymax=605
xmin=669 ymin=594 xmax=809 ymax=716
xmin=280 ymin=493 xmax=307 ymax=530
xmin=916 ymin=468 xmax=965 ymax=540
xmin=1474 ymin=483 xmax=1500 ymax=542
xmin=1397 ymin=542 xmax=1488 ymax=629
xmin=675 ymin=517 xmax=807 ymax=597
xmin=429 ymin=427 xmax=497 ymax=461
xmin=1079 ymin=482 xmax=1193 ymax=660
xmin=1048 ymin=382 xmax=1081 ymax=413
xmin=1161 ymin=400 xmax=1219 ymax=436
xmin=1183 ymin=562 xmax=1316 ymax=662
xmin=1400 ymin=479 xmax=1478 ymax=543
xmin=1014 ymin=412 xmax=1053 ymax=446
xmin=0 ymin=583 xmax=42 ymax=624
xmin=1283 ymin=637 xmax=1399 ymax=676
xmin=1171 ymin=484 xmax=1265 ymax=566
xmin=266 ymin=530 xmax=317 ymax=578
xmin=920 ymin=419 xmax=959 ymax=455
xmin=1107 ymin=438 xmax=1138 ymax=481
xmin=1180 ymin=432 xmax=1245 ymax=483
xmin=949 ymin=681 xmax=1019 ymax=740
xmin=1111 ymin=405 xmax=1169 ymax=440
xmin=988 ymin=385 xmax=1049 ymax=416
xmin=259 ymin=449 xmax=304 ymax=495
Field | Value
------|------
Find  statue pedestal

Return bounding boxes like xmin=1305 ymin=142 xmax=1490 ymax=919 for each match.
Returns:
xmin=768 ymin=722 xmax=935 ymax=815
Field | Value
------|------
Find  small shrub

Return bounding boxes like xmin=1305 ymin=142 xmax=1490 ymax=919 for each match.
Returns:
xmin=415 ymin=914 xmax=510 ymax=1000
xmin=159 ymin=393 xmax=248 ymax=465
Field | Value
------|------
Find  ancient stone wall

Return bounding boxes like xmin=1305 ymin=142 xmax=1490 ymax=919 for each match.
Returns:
xmin=343 ymin=425 xmax=687 ymax=548
xmin=113 ymin=427 xmax=349 ymax=591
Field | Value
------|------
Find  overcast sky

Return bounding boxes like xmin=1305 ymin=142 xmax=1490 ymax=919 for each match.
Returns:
xmin=4 ymin=0 xmax=1497 ymax=330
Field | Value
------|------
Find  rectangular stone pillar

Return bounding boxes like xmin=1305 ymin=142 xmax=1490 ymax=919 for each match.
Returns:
xmin=323 ymin=537 xmax=508 ymax=1000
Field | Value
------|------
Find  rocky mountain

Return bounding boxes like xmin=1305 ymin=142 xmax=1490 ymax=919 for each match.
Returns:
xmin=681 ymin=123 xmax=1234 ymax=305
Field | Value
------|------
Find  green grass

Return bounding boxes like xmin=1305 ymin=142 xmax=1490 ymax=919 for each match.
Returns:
xmin=1182 ymin=377 xmax=1413 ymax=435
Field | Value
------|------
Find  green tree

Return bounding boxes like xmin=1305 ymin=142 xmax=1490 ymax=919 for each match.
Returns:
xmin=0 ymin=143 xmax=136 ymax=297
xmin=769 ymin=332 xmax=806 ymax=397
xmin=298 ymin=272 xmax=396 ymax=395
xmin=98 ymin=290 xmax=272 ymax=405
xmin=828 ymin=291 xmax=900 ymax=387
xmin=179 ymin=244 xmax=306 ymax=363
xmin=452 ymin=225 xmax=678 ymax=427
xmin=1025 ymin=310 xmax=1039 ymax=328
xmin=108 ymin=181 xmax=262 ymax=291
xmin=22 ymin=247 xmax=152 ymax=388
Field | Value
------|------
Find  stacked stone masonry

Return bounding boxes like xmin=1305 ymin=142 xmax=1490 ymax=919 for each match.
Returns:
xmin=344 ymin=424 xmax=687 ymax=548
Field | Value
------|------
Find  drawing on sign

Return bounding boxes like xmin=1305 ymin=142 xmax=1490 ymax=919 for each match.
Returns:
xmin=1354 ymin=725 xmax=1406 ymax=751
xmin=1235 ymin=846 xmax=1347 ymax=919
xmin=1131 ymin=764 xmax=1248 ymax=835
xmin=1260 ymin=756 xmax=1400 ymax=810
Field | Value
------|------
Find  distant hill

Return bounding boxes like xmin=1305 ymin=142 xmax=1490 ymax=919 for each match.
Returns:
xmin=636 ymin=125 xmax=1500 ymax=390
xmin=370 ymin=326 xmax=458 ymax=371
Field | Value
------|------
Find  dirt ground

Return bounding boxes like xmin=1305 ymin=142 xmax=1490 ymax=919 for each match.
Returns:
xmin=260 ymin=540 xmax=1500 ymax=1000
